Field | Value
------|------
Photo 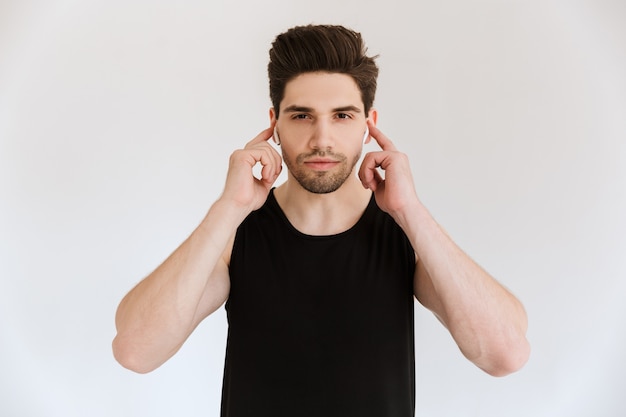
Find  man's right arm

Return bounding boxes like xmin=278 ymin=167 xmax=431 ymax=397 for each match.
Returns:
xmin=112 ymin=126 xmax=281 ymax=373
xmin=112 ymin=200 xmax=242 ymax=373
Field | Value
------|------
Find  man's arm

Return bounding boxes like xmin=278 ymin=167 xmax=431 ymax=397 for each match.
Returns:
xmin=112 ymin=203 xmax=237 ymax=374
xmin=112 ymin=126 xmax=282 ymax=373
xmin=403 ymin=205 xmax=529 ymax=376
xmin=359 ymin=121 xmax=530 ymax=377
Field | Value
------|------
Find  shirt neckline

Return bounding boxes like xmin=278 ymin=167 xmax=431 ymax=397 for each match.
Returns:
xmin=266 ymin=188 xmax=376 ymax=240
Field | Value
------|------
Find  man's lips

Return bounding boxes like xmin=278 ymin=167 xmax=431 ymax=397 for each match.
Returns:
xmin=304 ymin=158 xmax=341 ymax=170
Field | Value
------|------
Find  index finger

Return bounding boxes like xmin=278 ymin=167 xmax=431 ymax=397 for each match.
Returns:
xmin=367 ymin=119 xmax=397 ymax=152
xmin=245 ymin=125 xmax=275 ymax=148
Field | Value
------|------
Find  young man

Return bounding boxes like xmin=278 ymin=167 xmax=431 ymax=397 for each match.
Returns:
xmin=113 ymin=25 xmax=530 ymax=416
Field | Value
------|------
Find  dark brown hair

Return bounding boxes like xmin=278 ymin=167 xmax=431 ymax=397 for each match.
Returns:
xmin=268 ymin=24 xmax=379 ymax=118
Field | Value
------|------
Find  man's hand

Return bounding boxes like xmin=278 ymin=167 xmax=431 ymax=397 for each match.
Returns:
xmin=358 ymin=120 xmax=419 ymax=217
xmin=220 ymin=126 xmax=283 ymax=214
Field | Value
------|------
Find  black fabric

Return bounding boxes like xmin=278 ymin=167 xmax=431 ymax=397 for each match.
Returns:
xmin=221 ymin=189 xmax=416 ymax=417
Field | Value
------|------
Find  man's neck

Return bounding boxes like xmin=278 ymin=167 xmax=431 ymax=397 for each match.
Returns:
xmin=273 ymin=175 xmax=372 ymax=236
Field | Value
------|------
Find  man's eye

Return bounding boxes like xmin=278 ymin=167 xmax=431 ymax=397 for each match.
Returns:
xmin=336 ymin=113 xmax=352 ymax=119
xmin=293 ymin=114 xmax=309 ymax=119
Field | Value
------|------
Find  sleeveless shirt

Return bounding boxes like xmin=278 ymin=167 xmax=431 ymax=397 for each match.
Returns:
xmin=221 ymin=189 xmax=416 ymax=417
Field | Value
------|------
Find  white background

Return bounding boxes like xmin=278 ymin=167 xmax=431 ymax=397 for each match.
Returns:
xmin=1 ymin=1 xmax=625 ymax=416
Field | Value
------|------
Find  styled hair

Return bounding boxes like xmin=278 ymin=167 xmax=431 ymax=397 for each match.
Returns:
xmin=268 ymin=24 xmax=379 ymax=118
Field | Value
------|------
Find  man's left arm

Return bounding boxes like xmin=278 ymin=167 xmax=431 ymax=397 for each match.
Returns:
xmin=359 ymin=121 xmax=530 ymax=377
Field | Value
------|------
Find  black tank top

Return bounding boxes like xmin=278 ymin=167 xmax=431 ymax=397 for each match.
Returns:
xmin=222 ymin=190 xmax=416 ymax=417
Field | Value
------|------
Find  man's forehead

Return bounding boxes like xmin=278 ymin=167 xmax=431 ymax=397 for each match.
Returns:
xmin=280 ymin=72 xmax=364 ymax=113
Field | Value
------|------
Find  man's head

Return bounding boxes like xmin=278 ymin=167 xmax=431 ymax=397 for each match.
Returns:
xmin=268 ymin=24 xmax=379 ymax=119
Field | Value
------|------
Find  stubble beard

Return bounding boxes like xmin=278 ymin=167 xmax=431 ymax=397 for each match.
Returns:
xmin=282 ymin=148 xmax=362 ymax=194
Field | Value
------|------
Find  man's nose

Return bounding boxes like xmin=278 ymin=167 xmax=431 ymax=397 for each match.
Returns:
xmin=308 ymin=122 xmax=334 ymax=149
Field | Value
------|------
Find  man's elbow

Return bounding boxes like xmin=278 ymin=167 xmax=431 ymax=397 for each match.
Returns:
xmin=479 ymin=337 xmax=531 ymax=377
xmin=112 ymin=335 xmax=160 ymax=374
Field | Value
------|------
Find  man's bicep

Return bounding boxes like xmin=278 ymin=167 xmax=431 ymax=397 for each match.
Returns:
xmin=414 ymin=257 xmax=448 ymax=327
xmin=191 ymin=239 xmax=233 ymax=327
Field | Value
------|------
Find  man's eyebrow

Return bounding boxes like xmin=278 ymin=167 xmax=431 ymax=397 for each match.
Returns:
xmin=282 ymin=105 xmax=362 ymax=113
xmin=332 ymin=105 xmax=362 ymax=113
xmin=283 ymin=105 xmax=314 ymax=113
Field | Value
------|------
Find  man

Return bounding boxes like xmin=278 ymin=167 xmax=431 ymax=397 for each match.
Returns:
xmin=113 ymin=24 xmax=529 ymax=416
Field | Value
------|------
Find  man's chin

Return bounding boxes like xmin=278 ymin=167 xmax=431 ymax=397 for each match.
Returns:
xmin=295 ymin=174 xmax=347 ymax=194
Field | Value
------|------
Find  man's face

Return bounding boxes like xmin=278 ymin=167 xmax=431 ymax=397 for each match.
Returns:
xmin=273 ymin=72 xmax=370 ymax=194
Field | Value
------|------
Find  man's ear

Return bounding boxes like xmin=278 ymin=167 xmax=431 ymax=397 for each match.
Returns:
xmin=364 ymin=108 xmax=378 ymax=145
xmin=269 ymin=107 xmax=277 ymax=125
xmin=368 ymin=108 xmax=378 ymax=126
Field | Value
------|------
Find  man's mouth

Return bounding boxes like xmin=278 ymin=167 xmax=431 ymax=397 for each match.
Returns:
xmin=304 ymin=158 xmax=341 ymax=170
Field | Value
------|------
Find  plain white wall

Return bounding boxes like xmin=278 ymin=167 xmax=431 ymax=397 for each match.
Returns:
xmin=1 ymin=1 xmax=625 ymax=416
